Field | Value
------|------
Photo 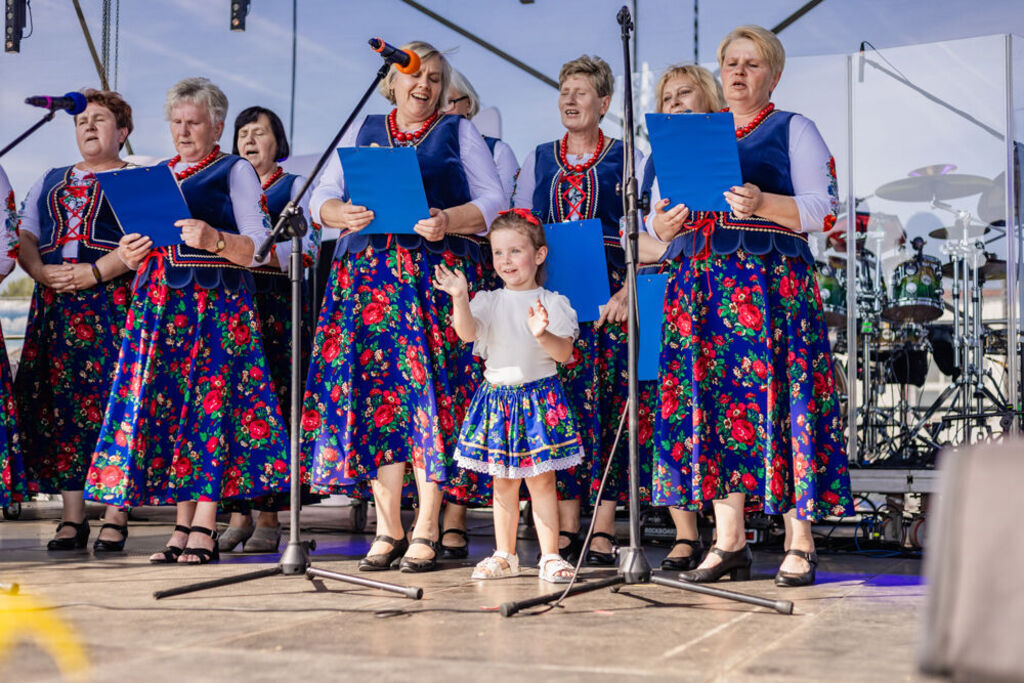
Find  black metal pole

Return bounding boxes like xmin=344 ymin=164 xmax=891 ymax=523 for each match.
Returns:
xmin=0 ymin=111 xmax=56 ymax=159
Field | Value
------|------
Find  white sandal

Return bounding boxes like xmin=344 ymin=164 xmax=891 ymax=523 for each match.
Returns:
xmin=538 ymin=553 xmax=574 ymax=584
xmin=472 ymin=550 xmax=520 ymax=579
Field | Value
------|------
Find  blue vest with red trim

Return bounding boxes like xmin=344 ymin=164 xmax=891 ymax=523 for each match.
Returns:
xmin=36 ymin=166 xmax=124 ymax=265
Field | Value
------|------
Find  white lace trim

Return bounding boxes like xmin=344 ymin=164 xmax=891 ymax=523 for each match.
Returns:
xmin=455 ymin=449 xmax=583 ymax=479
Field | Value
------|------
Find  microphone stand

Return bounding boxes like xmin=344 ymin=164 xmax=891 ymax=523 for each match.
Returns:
xmin=155 ymin=58 xmax=422 ymax=601
xmin=499 ymin=6 xmax=792 ymax=617
xmin=0 ymin=110 xmax=58 ymax=159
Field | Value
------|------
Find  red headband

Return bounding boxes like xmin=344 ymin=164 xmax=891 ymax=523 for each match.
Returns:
xmin=497 ymin=208 xmax=541 ymax=227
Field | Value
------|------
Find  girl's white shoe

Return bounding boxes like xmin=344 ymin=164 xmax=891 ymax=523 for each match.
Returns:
xmin=472 ymin=550 xmax=520 ymax=579
xmin=538 ymin=553 xmax=575 ymax=583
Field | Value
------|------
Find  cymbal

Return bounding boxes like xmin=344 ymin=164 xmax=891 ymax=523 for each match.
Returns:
xmin=928 ymin=224 xmax=991 ymax=240
xmin=876 ymin=164 xmax=993 ymax=202
xmin=940 ymin=257 xmax=1006 ymax=280
xmin=975 ymin=171 xmax=1020 ymax=224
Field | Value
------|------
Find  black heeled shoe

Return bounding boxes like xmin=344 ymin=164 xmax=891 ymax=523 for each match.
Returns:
xmin=180 ymin=526 xmax=220 ymax=564
xmin=47 ymin=519 xmax=90 ymax=550
xmin=660 ymin=538 xmax=703 ymax=571
xmin=559 ymin=530 xmax=583 ymax=562
xmin=585 ymin=532 xmax=618 ymax=566
xmin=439 ymin=528 xmax=469 ymax=560
xmin=399 ymin=537 xmax=439 ymax=573
xmin=679 ymin=545 xmax=753 ymax=583
xmin=150 ymin=524 xmax=191 ymax=564
xmin=93 ymin=523 xmax=129 ymax=553
xmin=358 ymin=534 xmax=408 ymax=571
xmin=774 ymin=549 xmax=818 ymax=587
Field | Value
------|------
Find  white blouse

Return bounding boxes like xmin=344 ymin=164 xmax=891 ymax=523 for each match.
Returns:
xmin=0 ymin=164 xmax=16 ymax=276
xmin=470 ymin=286 xmax=579 ymax=386
xmin=491 ymin=138 xmax=519 ymax=206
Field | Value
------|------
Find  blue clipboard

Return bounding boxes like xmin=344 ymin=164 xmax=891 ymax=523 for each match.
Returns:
xmin=637 ymin=273 xmax=670 ymax=381
xmin=337 ymin=147 xmax=430 ymax=235
xmin=645 ymin=112 xmax=742 ymax=212
xmin=542 ymin=218 xmax=609 ymax=323
xmin=93 ymin=165 xmax=189 ymax=247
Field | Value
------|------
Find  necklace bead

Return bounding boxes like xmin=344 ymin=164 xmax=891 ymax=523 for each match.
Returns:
xmin=262 ymin=166 xmax=284 ymax=190
xmin=559 ymin=129 xmax=605 ymax=174
xmin=168 ymin=145 xmax=221 ymax=181
xmin=723 ymin=102 xmax=775 ymax=139
xmin=387 ymin=109 xmax=439 ymax=146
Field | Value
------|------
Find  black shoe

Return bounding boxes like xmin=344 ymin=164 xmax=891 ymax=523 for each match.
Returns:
xmin=93 ymin=523 xmax=129 ymax=553
xmin=399 ymin=537 xmax=439 ymax=573
xmin=558 ymin=530 xmax=583 ymax=563
xmin=439 ymin=528 xmax=469 ymax=560
xmin=660 ymin=538 xmax=703 ymax=571
xmin=774 ymin=549 xmax=818 ymax=587
xmin=150 ymin=524 xmax=192 ymax=564
xmin=358 ymin=534 xmax=408 ymax=571
xmin=180 ymin=526 xmax=220 ymax=564
xmin=47 ymin=519 xmax=90 ymax=550
xmin=679 ymin=545 xmax=753 ymax=583
xmin=585 ymin=532 xmax=617 ymax=566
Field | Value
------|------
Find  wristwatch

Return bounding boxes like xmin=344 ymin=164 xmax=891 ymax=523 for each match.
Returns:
xmin=212 ymin=232 xmax=226 ymax=254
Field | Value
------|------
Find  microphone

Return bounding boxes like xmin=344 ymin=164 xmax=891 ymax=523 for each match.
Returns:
xmin=368 ymin=38 xmax=421 ymax=75
xmin=858 ymin=41 xmax=866 ymax=83
xmin=25 ymin=92 xmax=88 ymax=116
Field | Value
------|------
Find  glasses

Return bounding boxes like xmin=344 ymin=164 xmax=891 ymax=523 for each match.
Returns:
xmin=448 ymin=95 xmax=469 ymax=105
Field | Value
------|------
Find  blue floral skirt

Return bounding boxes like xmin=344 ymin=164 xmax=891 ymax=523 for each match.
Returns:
xmin=16 ymin=276 xmax=132 ymax=493
xmin=454 ymin=376 xmax=583 ymax=479
xmin=0 ymin=325 xmax=24 ymax=506
xmin=84 ymin=261 xmax=291 ymax=507
xmin=652 ymin=249 xmax=853 ymax=521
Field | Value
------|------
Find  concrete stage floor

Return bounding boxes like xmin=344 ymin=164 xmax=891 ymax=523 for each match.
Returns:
xmin=1 ymin=501 xmax=933 ymax=682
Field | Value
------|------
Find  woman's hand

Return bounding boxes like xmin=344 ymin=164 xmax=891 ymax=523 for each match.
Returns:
xmin=595 ymin=286 xmax=628 ymax=328
xmin=432 ymin=263 xmax=468 ymax=300
xmin=175 ymin=218 xmax=220 ymax=252
xmin=527 ymin=298 xmax=549 ymax=338
xmin=64 ymin=262 xmax=101 ymax=291
xmin=320 ymin=199 xmax=374 ymax=233
xmin=651 ymin=198 xmax=690 ymax=241
xmin=724 ymin=182 xmax=763 ymax=219
xmin=117 ymin=233 xmax=153 ymax=271
xmin=414 ymin=208 xmax=448 ymax=242
xmin=34 ymin=263 xmax=75 ymax=290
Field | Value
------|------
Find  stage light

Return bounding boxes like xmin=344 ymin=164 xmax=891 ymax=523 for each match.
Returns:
xmin=5 ymin=0 xmax=27 ymax=53
xmin=230 ymin=0 xmax=250 ymax=32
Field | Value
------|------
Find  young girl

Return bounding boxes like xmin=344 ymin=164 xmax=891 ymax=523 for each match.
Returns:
xmin=433 ymin=209 xmax=582 ymax=583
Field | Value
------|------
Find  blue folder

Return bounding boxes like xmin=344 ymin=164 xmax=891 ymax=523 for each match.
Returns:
xmin=542 ymin=218 xmax=609 ymax=323
xmin=337 ymin=147 xmax=430 ymax=235
xmin=645 ymin=112 xmax=743 ymax=212
xmin=93 ymin=165 xmax=189 ymax=247
xmin=637 ymin=273 xmax=670 ymax=381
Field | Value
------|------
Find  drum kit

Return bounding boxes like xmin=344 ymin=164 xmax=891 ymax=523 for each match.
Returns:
xmin=818 ymin=164 xmax=1021 ymax=465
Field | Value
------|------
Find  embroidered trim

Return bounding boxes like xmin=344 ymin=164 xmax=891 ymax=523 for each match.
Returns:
xmin=40 ymin=168 xmax=119 ymax=256
xmin=455 ymin=449 xmax=583 ymax=479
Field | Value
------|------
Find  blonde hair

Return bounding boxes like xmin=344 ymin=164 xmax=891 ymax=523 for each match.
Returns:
xmin=165 ymin=77 xmax=229 ymax=125
xmin=654 ymin=64 xmax=725 ymax=113
xmin=489 ymin=211 xmax=547 ymax=285
xmin=558 ymin=54 xmax=614 ymax=99
xmin=377 ymin=40 xmax=452 ymax=112
xmin=717 ymin=25 xmax=786 ymax=81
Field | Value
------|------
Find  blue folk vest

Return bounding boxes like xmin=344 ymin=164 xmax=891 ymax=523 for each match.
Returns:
xmin=36 ymin=166 xmax=124 ymax=265
xmin=251 ymin=172 xmax=301 ymax=293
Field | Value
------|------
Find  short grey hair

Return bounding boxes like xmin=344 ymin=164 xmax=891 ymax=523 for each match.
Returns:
xmin=448 ymin=69 xmax=480 ymax=118
xmin=164 ymin=77 xmax=229 ymax=125
xmin=377 ymin=40 xmax=452 ymax=112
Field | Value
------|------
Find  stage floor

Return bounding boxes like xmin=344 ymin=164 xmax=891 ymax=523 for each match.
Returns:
xmin=1 ymin=502 xmax=936 ymax=682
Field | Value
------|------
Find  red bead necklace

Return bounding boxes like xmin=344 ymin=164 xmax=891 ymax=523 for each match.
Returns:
xmin=723 ymin=102 xmax=775 ymax=139
xmin=559 ymin=129 xmax=605 ymax=173
xmin=169 ymin=145 xmax=221 ymax=181
xmin=387 ymin=109 xmax=439 ymax=145
xmin=262 ymin=166 xmax=284 ymax=190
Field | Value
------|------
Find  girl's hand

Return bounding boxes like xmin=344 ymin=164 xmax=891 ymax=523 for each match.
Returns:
xmin=117 ymin=233 xmax=153 ymax=271
xmin=414 ymin=208 xmax=448 ymax=242
xmin=35 ymin=263 xmax=74 ymax=290
xmin=175 ymin=218 xmax=219 ymax=252
xmin=651 ymin=198 xmax=690 ymax=240
xmin=724 ymin=182 xmax=763 ymax=219
xmin=595 ymin=286 xmax=628 ymax=328
xmin=432 ymin=263 xmax=468 ymax=299
xmin=527 ymin=297 xmax=549 ymax=338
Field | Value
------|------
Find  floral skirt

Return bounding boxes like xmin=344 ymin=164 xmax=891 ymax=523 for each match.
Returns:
xmin=652 ymin=249 xmax=853 ymax=521
xmin=16 ymin=276 xmax=132 ymax=493
xmin=84 ymin=267 xmax=290 ymax=507
xmin=302 ymin=243 xmax=482 ymax=492
xmin=454 ymin=376 xmax=583 ymax=479
xmin=0 ymin=325 xmax=24 ymax=506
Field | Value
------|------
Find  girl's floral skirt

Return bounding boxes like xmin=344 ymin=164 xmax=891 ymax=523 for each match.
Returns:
xmin=17 ymin=276 xmax=131 ymax=493
xmin=0 ymin=324 xmax=24 ymax=507
xmin=84 ymin=266 xmax=290 ymax=507
xmin=652 ymin=248 xmax=853 ymax=521
xmin=454 ymin=376 xmax=583 ymax=479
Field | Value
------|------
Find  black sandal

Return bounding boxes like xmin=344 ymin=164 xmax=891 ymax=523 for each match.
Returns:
xmin=358 ymin=534 xmax=409 ymax=571
xmin=440 ymin=528 xmax=469 ymax=560
xmin=150 ymin=525 xmax=191 ymax=564
xmin=399 ymin=537 xmax=439 ymax=573
xmin=585 ymin=532 xmax=618 ymax=566
xmin=93 ymin=523 xmax=129 ymax=553
xmin=558 ymin=530 xmax=583 ymax=563
xmin=47 ymin=519 xmax=90 ymax=551
xmin=774 ymin=548 xmax=818 ymax=587
xmin=660 ymin=538 xmax=703 ymax=571
xmin=180 ymin=526 xmax=220 ymax=565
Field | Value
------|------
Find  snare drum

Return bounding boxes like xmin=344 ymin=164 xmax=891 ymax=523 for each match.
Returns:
xmin=883 ymin=255 xmax=944 ymax=322
xmin=816 ymin=262 xmax=846 ymax=327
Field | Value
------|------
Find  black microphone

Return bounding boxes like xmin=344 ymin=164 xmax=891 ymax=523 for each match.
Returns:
xmin=368 ymin=38 xmax=420 ymax=74
xmin=858 ymin=41 xmax=866 ymax=83
xmin=25 ymin=92 xmax=88 ymax=115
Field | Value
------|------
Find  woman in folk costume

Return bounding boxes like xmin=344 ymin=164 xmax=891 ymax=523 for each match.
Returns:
xmin=303 ymin=40 xmax=504 ymax=572
xmin=16 ymin=90 xmax=135 ymax=551
xmin=85 ymin=78 xmax=290 ymax=564
xmin=0 ymin=163 xmax=24 ymax=513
